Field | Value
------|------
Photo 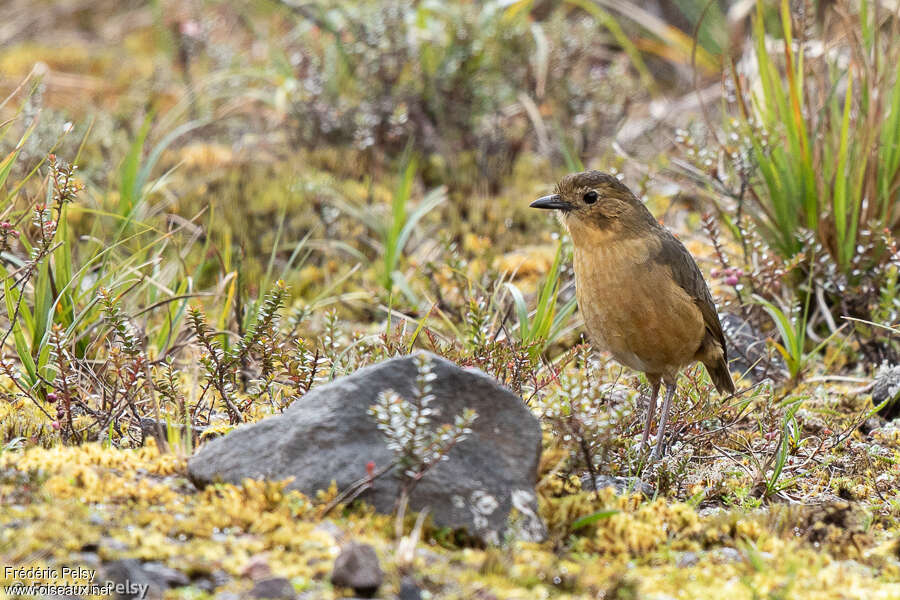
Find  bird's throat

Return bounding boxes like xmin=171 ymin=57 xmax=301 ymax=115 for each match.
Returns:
xmin=564 ymin=214 xmax=631 ymax=249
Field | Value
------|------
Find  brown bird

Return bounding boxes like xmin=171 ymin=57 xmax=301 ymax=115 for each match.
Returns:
xmin=531 ymin=171 xmax=734 ymax=459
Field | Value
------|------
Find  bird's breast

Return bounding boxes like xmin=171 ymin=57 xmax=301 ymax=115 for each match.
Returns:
xmin=572 ymin=240 xmax=705 ymax=376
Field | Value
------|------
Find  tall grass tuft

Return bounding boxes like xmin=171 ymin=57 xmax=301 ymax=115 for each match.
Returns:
xmin=505 ymin=241 xmax=578 ymax=358
xmin=727 ymin=0 xmax=900 ymax=276
xmin=332 ymin=156 xmax=446 ymax=298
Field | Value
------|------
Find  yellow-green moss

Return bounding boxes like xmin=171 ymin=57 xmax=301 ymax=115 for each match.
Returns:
xmin=2 ymin=441 xmax=899 ymax=599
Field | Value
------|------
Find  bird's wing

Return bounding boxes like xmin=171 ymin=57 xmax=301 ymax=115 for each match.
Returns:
xmin=653 ymin=230 xmax=728 ymax=359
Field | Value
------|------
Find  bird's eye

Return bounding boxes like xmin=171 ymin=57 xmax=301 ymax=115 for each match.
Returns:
xmin=583 ymin=190 xmax=598 ymax=204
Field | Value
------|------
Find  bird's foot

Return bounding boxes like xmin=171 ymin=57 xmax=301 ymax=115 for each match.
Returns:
xmin=649 ymin=439 xmax=667 ymax=462
xmin=648 ymin=447 xmax=662 ymax=462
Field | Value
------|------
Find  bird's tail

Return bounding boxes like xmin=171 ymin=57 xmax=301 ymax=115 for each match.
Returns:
xmin=705 ymin=357 xmax=735 ymax=396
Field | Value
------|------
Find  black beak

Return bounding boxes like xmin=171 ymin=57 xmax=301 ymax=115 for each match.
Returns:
xmin=530 ymin=194 xmax=571 ymax=211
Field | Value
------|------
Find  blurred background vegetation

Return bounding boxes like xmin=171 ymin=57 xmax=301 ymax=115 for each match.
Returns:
xmin=0 ymin=0 xmax=898 ymax=455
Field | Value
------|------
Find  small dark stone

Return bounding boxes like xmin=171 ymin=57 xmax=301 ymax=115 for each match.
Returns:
xmin=872 ymin=365 xmax=900 ymax=420
xmin=102 ymin=559 xmax=162 ymax=600
xmin=102 ymin=559 xmax=190 ymax=599
xmin=209 ymin=569 xmax=232 ymax=591
xmin=249 ymin=576 xmax=296 ymax=599
xmin=140 ymin=562 xmax=190 ymax=588
xmin=398 ymin=576 xmax=422 ymax=600
xmin=331 ymin=542 xmax=383 ymax=597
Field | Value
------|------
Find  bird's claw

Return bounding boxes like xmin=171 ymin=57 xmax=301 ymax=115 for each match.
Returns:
xmin=649 ymin=438 xmax=667 ymax=462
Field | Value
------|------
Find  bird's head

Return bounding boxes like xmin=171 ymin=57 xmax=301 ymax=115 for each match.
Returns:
xmin=530 ymin=170 xmax=655 ymax=239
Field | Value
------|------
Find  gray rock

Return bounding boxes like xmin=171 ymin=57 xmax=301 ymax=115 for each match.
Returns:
xmin=580 ymin=474 xmax=655 ymax=497
xmin=873 ymin=364 xmax=900 ymax=420
xmin=331 ymin=542 xmax=383 ymax=597
xmin=398 ymin=576 xmax=422 ymax=600
xmin=71 ymin=552 xmax=100 ymax=568
xmin=720 ymin=313 xmax=787 ymax=383
xmin=102 ymin=559 xmax=191 ymax=599
xmin=100 ymin=536 xmax=129 ymax=553
xmin=188 ymin=352 xmax=545 ymax=544
xmin=140 ymin=562 xmax=190 ymax=588
xmin=313 ymin=520 xmax=345 ymax=543
xmin=712 ymin=547 xmax=743 ymax=564
xmin=249 ymin=576 xmax=296 ymax=599
xmin=677 ymin=551 xmax=699 ymax=568
xmin=197 ymin=569 xmax=230 ymax=592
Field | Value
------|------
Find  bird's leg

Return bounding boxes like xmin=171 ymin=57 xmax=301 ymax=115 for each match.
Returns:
xmin=639 ymin=380 xmax=661 ymax=452
xmin=651 ymin=383 xmax=677 ymax=461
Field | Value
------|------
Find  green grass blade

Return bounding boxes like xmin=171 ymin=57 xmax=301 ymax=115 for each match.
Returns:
xmin=571 ymin=509 xmax=619 ymax=531
xmin=119 ymin=116 xmax=152 ymax=216
xmin=504 ymin=282 xmax=531 ymax=341
xmin=833 ymin=71 xmax=853 ymax=265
